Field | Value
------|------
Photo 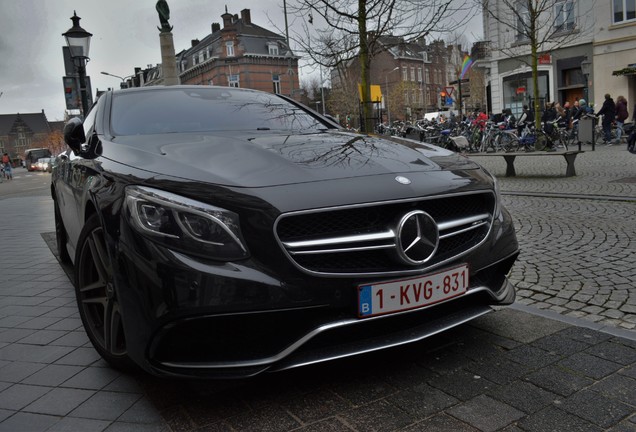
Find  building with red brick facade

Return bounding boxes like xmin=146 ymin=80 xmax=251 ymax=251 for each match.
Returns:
xmin=177 ymin=9 xmax=301 ymax=98
xmin=0 ymin=111 xmax=56 ymax=161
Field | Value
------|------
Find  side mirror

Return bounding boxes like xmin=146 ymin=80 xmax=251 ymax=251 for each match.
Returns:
xmin=63 ymin=117 xmax=86 ymax=153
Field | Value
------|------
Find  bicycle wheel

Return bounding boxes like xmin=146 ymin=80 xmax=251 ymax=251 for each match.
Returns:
xmin=559 ymin=130 xmax=571 ymax=150
xmin=499 ymin=133 xmax=518 ymax=152
xmin=534 ymin=130 xmax=550 ymax=151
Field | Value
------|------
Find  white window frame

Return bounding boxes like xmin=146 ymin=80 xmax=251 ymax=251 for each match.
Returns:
xmin=410 ymin=67 xmax=416 ymax=81
xmin=516 ymin=2 xmax=530 ymax=41
xmin=272 ymin=74 xmax=281 ymax=93
xmin=229 ymin=74 xmax=240 ymax=87
xmin=268 ymin=43 xmax=279 ymax=56
xmin=226 ymin=41 xmax=235 ymax=57
xmin=417 ymin=67 xmax=422 ymax=82
xmin=613 ymin=0 xmax=636 ymax=23
xmin=554 ymin=0 xmax=576 ymax=31
xmin=402 ymin=66 xmax=408 ymax=81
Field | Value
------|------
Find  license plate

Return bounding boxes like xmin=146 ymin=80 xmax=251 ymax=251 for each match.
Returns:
xmin=358 ymin=264 xmax=469 ymax=318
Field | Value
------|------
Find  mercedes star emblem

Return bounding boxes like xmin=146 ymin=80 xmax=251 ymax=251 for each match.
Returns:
xmin=395 ymin=210 xmax=439 ymax=265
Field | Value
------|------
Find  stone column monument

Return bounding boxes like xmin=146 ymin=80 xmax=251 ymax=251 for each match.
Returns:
xmin=156 ymin=0 xmax=179 ymax=86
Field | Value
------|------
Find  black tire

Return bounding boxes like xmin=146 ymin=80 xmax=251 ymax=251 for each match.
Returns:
xmin=560 ymin=130 xmax=570 ymax=151
xmin=500 ymin=133 xmax=517 ymax=152
xmin=75 ymin=214 xmax=135 ymax=371
xmin=54 ymin=200 xmax=72 ymax=264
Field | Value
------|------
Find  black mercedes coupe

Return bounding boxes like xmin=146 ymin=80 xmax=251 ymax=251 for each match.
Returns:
xmin=52 ymin=86 xmax=519 ymax=378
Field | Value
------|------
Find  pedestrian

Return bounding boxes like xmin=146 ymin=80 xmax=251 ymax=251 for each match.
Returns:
xmin=563 ymin=101 xmax=572 ymax=129
xmin=503 ymin=108 xmax=516 ymax=129
xmin=541 ymin=102 xmax=557 ymax=150
xmin=554 ymin=102 xmax=567 ymax=128
xmin=1 ymin=153 xmax=12 ymax=180
xmin=615 ymin=95 xmax=628 ymax=143
xmin=595 ymin=93 xmax=616 ymax=144
xmin=517 ymin=104 xmax=534 ymax=134
xmin=571 ymin=100 xmax=581 ymax=121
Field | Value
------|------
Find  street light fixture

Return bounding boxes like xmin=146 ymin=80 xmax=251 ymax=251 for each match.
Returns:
xmin=101 ymin=71 xmax=134 ymax=89
xmin=580 ymin=58 xmax=592 ymax=102
xmin=385 ymin=67 xmax=400 ymax=126
xmin=63 ymin=11 xmax=92 ymax=116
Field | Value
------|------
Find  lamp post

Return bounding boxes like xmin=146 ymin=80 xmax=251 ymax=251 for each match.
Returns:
xmin=385 ymin=67 xmax=400 ymax=126
xmin=580 ymin=58 xmax=592 ymax=102
xmin=101 ymin=71 xmax=133 ymax=89
xmin=63 ymin=11 xmax=92 ymax=116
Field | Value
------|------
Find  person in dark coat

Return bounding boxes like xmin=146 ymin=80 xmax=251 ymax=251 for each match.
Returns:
xmin=615 ymin=95 xmax=628 ymax=142
xmin=541 ymin=102 xmax=557 ymax=149
xmin=596 ymin=93 xmax=616 ymax=144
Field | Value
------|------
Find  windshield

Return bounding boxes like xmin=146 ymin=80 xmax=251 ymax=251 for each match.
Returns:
xmin=110 ymin=88 xmax=329 ymax=136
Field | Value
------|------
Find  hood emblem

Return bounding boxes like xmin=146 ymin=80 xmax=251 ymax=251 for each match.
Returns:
xmin=395 ymin=176 xmax=411 ymax=185
xmin=395 ymin=210 xmax=439 ymax=265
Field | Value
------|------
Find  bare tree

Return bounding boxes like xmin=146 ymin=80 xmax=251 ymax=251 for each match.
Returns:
xmin=288 ymin=0 xmax=475 ymax=132
xmin=482 ymin=0 xmax=594 ymax=128
xmin=30 ymin=130 xmax=65 ymax=156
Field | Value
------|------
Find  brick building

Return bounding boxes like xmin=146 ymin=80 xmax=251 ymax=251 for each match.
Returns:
xmin=0 ymin=111 xmax=55 ymax=160
xmin=333 ymin=37 xmax=461 ymax=123
xmin=176 ymin=9 xmax=301 ymax=98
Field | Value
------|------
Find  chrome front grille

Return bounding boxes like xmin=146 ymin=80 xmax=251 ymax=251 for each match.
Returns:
xmin=275 ymin=191 xmax=495 ymax=276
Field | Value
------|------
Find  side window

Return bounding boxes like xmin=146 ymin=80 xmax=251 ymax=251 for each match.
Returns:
xmin=226 ymin=41 xmax=235 ymax=57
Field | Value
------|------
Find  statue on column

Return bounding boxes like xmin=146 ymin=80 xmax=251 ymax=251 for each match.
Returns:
xmin=156 ymin=0 xmax=173 ymax=32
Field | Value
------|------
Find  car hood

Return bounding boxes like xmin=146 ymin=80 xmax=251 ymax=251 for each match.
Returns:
xmin=108 ymin=130 xmax=480 ymax=187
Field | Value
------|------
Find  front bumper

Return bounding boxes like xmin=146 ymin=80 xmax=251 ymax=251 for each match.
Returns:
xmin=116 ymin=228 xmax=518 ymax=378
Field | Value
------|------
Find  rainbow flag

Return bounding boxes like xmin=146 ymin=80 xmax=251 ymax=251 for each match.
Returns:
xmin=460 ymin=55 xmax=474 ymax=79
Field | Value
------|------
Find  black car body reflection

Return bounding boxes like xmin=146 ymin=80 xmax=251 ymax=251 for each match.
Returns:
xmin=52 ymin=86 xmax=518 ymax=378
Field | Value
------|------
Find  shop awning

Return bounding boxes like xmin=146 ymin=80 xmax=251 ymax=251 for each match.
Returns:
xmin=557 ymin=84 xmax=585 ymax=90
xmin=612 ymin=66 xmax=636 ymax=76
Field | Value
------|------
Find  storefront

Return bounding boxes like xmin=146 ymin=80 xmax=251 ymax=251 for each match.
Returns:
xmin=501 ymin=70 xmax=550 ymax=117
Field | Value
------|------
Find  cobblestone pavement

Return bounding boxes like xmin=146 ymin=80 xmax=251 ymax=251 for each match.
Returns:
xmin=0 ymin=148 xmax=634 ymax=431
xmin=468 ymin=144 xmax=636 ymax=334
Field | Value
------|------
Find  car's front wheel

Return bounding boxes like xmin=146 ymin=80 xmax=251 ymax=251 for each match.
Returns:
xmin=75 ymin=213 xmax=135 ymax=371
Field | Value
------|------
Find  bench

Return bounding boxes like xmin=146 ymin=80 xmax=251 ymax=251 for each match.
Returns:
xmin=469 ymin=150 xmax=584 ymax=177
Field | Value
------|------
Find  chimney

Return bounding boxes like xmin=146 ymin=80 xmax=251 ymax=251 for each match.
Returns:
xmin=212 ymin=22 xmax=220 ymax=33
xmin=241 ymin=9 xmax=251 ymax=25
xmin=191 ymin=39 xmax=200 ymax=47
xmin=222 ymin=12 xmax=233 ymax=28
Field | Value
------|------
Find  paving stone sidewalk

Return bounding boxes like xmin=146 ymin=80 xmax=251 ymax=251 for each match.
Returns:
xmin=0 ymin=147 xmax=634 ymax=431
xmin=470 ymin=144 xmax=636 ymax=334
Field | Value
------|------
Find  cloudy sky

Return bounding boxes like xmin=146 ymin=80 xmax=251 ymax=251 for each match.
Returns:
xmin=0 ymin=0 xmax=483 ymax=122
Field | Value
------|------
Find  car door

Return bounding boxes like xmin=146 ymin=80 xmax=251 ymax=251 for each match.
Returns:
xmin=55 ymin=102 xmax=101 ymax=249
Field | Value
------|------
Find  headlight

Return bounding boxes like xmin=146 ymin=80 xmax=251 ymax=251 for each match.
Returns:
xmin=124 ymin=186 xmax=249 ymax=261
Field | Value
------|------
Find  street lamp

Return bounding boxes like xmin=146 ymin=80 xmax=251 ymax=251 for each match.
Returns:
xmin=385 ymin=67 xmax=400 ymax=126
xmin=580 ymin=58 xmax=592 ymax=102
xmin=101 ymin=71 xmax=133 ymax=89
xmin=63 ymin=11 xmax=92 ymax=116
